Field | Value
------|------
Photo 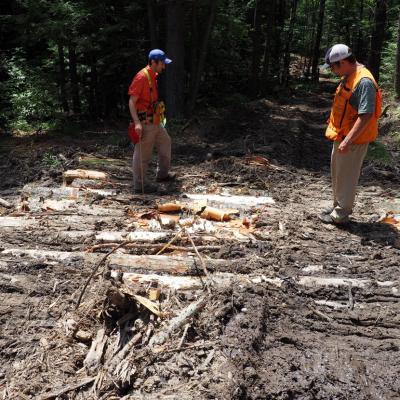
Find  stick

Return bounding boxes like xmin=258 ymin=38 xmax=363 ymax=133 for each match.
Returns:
xmin=139 ymin=139 xmax=145 ymax=195
xmin=75 ymin=241 xmax=128 ymax=309
xmin=178 ymin=323 xmax=190 ymax=349
xmin=185 ymin=229 xmax=214 ymax=286
xmin=156 ymin=229 xmax=183 ymax=255
xmin=37 ymin=377 xmax=95 ymax=400
xmin=149 ymin=296 xmax=207 ymax=348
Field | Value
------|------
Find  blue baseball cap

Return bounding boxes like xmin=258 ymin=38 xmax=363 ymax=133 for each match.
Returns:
xmin=148 ymin=49 xmax=172 ymax=64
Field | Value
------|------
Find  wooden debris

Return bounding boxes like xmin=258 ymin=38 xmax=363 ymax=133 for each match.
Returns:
xmin=185 ymin=193 xmax=275 ymax=207
xmin=149 ymin=296 xmax=207 ymax=348
xmin=84 ymin=328 xmax=107 ymax=373
xmin=149 ymin=288 xmax=161 ymax=301
xmin=42 ymin=199 xmax=75 ymax=211
xmin=200 ymin=206 xmax=231 ymax=222
xmin=133 ymin=294 xmax=165 ymax=317
xmin=0 ymin=198 xmax=12 ymax=208
xmin=37 ymin=377 xmax=95 ymax=400
xmin=157 ymin=202 xmax=183 ymax=212
xmin=158 ymin=213 xmax=180 ymax=228
xmin=63 ymin=169 xmax=108 ymax=185
xmin=244 ymin=154 xmax=270 ymax=167
xmin=95 ymin=231 xmax=170 ymax=243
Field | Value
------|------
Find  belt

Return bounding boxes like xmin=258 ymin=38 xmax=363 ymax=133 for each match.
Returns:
xmin=138 ymin=111 xmax=154 ymax=124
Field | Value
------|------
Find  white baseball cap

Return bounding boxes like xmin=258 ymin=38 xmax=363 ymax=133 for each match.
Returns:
xmin=320 ymin=44 xmax=352 ymax=69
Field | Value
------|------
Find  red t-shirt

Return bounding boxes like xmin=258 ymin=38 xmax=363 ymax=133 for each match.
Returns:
xmin=128 ymin=66 xmax=158 ymax=113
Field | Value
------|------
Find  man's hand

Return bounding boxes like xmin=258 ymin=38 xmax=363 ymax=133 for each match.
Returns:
xmin=338 ymin=139 xmax=351 ymax=153
xmin=134 ymin=122 xmax=143 ymax=139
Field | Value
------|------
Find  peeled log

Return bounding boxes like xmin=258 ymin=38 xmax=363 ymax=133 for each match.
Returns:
xmin=200 ymin=206 xmax=231 ymax=222
xmin=157 ymin=202 xmax=183 ymax=212
xmin=63 ymin=169 xmax=108 ymax=184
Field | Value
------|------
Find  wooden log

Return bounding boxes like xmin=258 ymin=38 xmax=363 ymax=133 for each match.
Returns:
xmin=0 ymin=198 xmax=13 ymax=208
xmin=200 ymin=206 xmax=231 ymax=222
xmin=95 ymin=231 xmax=170 ymax=243
xmin=108 ymin=254 xmax=232 ymax=274
xmin=0 ymin=217 xmax=36 ymax=228
xmin=157 ymin=202 xmax=183 ymax=212
xmin=84 ymin=328 xmax=107 ymax=373
xmin=185 ymin=193 xmax=275 ymax=207
xmin=63 ymin=169 xmax=108 ymax=184
xmin=149 ymin=296 xmax=207 ymax=348
xmin=114 ymin=271 xmax=252 ymax=291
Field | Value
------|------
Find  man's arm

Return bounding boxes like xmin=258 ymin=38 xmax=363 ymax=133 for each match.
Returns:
xmin=129 ymin=95 xmax=142 ymax=137
xmin=338 ymin=113 xmax=373 ymax=152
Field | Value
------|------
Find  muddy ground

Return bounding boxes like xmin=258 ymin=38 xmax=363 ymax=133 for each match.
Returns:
xmin=0 ymin=81 xmax=399 ymax=400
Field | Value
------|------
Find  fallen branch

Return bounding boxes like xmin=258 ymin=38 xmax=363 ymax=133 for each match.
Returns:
xmin=149 ymin=296 xmax=207 ymax=348
xmin=75 ymin=241 xmax=129 ymax=309
xmin=185 ymin=229 xmax=214 ymax=288
xmin=37 ymin=377 xmax=95 ymax=400
xmin=87 ymin=242 xmax=220 ymax=253
xmin=0 ymin=198 xmax=13 ymax=209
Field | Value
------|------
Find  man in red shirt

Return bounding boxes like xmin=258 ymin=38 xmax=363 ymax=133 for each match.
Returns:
xmin=128 ymin=49 xmax=174 ymax=193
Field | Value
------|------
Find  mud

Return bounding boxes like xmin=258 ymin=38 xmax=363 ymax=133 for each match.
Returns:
xmin=0 ymin=81 xmax=399 ymax=399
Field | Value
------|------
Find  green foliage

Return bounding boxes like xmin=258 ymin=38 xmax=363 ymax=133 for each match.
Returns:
xmin=1 ymin=0 xmax=400 ymax=130
xmin=366 ymin=141 xmax=392 ymax=164
xmin=41 ymin=152 xmax=62 ymax=168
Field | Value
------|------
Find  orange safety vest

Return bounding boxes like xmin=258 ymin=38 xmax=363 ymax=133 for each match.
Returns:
xmin=326 ymin=66 xmax=382 ymax=144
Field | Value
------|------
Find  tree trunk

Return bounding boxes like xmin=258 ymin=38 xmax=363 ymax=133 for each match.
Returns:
xmin=395 ymin=10 xmax=400 ymax=99
xmin=146 ymin=0 xmax=158 ymax=48
xmin=68 ymin=43 xmax=81 ymax=114
xmin=368 ymin=0 xmax=387 ymax=81
xmin=250 ymin=0 xmax=263 ymax=97
xmin=189 ymin=0 xmax=199 ymax=98
xmin=282 ymin=0 xmax=298 ymax=85
xmin=261 ymin=0 xmax=276 ymax=89
xmin=57 ymin=43 xmax=69 ymax=113
xmin=187 ymin=0 xmax=218 ymax=115
xmin=354 ymin=0 xmax=365 ymax=60
xmin=89 ymin=55 xmax=98 ymax=119
xmin=166 ymin=0 xmax=185 ymax=117
xmin=271 ymin=0 xmax=286 ymax=77
xmin=311 ymin=0 xmax=326 ymax=81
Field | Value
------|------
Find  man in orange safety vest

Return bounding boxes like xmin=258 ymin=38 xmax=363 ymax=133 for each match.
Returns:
xmin=319 ymin=44 xmax=382 ymax=224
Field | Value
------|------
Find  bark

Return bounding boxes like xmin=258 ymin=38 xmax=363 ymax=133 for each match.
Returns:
xmin=146 ymin=0 xmax=158 ymax=48
xmin=282 ymin=0 xmax=299 ymax=85
xmin=395 ymin=10 xmax=400 ymax=99
xmin=250 ymin=0 xmax=263 ymax=96
xmin=57 ymin=43 xmax=69 ymax=113
xmin=311 ymin=0 xmax=326 ymax=81
xmin=368 ymin=0 xmax=387 ymax=81
xmin=166 ymin=0 xmax=185 ymax=117
xmin=187 ymin=0 xmax=218 ymax=115
xmin=68 ymin=43 xmax=81 ymax=114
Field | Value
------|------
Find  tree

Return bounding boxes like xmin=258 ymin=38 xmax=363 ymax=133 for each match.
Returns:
xmin=166 ymin=0 xmax=185 ymax=117
xmin=368 ymin=0 xmax=388 ymax=81
xmin=395 ymin=9 xmax=400 ymax=99
xmin=311 ymin=0 xmax=326 ymax=81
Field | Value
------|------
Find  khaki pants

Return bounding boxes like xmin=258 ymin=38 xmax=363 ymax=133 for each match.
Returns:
xmin=330 ymin=141 xmax=369 ymax=222
xmin=132 ymin=123 xmax=171 ymax=189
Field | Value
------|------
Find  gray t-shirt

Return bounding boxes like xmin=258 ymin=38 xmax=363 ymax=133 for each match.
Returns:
xmin=349 ymin=77 xmax=376 ymax=114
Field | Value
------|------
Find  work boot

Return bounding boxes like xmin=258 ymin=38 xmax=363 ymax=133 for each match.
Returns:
xmin=321 ymin=206 xmax=334 ymax=215
xmin=318 ymin=212 xmax=349 ymax=225
xmin=156 ymin=172 xmax=176 ymax=182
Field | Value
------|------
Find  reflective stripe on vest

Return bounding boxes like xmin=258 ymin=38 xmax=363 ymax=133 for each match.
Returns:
xmin=326 ymin=67 xmax=381 ymax=144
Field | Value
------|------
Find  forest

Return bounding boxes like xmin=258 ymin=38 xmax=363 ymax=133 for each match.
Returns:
xmin=1 ymin=1 xmax=400 ymax=399
xmin=1 ymin=0 xmax=400 ymax=130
